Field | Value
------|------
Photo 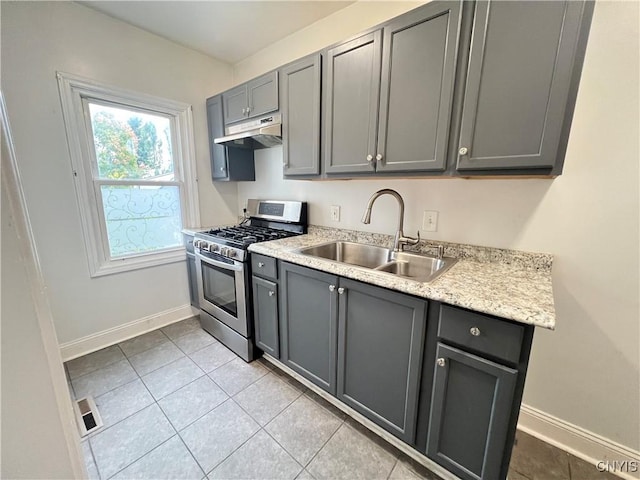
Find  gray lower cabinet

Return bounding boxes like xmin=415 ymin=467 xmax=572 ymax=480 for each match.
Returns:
xmin=455 ymin=0 xmax=594 ymax=173
xmin=279 ymin=262 xmax=338 ymax=394
xmin=186 ymin=253 xmax=199 ymax=308
xmin=426 ymin=343 xmax=517 ymax=480
xmin=252 ymin=276 xmax=279 ymax=358
xmin=184 ymin=233 xmax=199 ymax=309
xmin=206 ymin=95 xmax=255 ymax=181
xmin=337 ymin=279 xmax=427 ymax=443
xmin=281 ymin=53 xmax=321 ymax=176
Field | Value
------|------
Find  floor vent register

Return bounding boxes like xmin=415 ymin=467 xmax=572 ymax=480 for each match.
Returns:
xmin=73 ymin=396 xmax=103 ymax=437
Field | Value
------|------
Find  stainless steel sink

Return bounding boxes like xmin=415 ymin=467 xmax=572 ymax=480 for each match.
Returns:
xmin=296 ymin=241 xmax=391 ymax=269
xmin=296 ymin=241 xmax=457 ymax=282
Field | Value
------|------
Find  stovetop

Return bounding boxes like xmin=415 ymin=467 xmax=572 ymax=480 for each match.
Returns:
xmin=199 ymin=223 xmax=300 ymax=249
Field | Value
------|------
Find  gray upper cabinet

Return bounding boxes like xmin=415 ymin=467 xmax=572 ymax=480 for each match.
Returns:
xmin=336 ymin=279 xmax=427 ymax=443
xmin=376 ymin=1 xmax=462 ymax=173
xmin=206 ymin=95 xmax=255 ymax=181
xmin=324 ymin=31 xmax=382 ymax=174
xmin=279 ymin=262 xmax=338 ymax=394
xmin=427 ymin=343 xmax=517 ymax=480
xmin=456 ymin=1 xmax=592 ymax=172
xmin=281 ymin=54 xmax=322 ymax=176
xmin=222 ymin=71 xmax=279 ymax=125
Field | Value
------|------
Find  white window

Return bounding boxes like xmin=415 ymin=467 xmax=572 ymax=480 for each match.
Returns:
xmin=57 ymin=72 xmax=200 ymax=276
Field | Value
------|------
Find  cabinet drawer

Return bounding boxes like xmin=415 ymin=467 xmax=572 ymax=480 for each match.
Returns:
xmin=251 ymin=254 xmax=277 ymax=279
xmin=183 ymin=234 xmax=195 ymax=254
xmin=438 ymin=305 xmax=524 ymax=364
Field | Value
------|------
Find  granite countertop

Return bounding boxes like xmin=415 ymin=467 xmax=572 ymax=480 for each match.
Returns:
xmin=248 ymin=227 xmax=556 ymax=330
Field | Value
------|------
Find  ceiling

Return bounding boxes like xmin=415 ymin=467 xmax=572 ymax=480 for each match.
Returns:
xmin=78 ymin=1 xmax=355 ymax=64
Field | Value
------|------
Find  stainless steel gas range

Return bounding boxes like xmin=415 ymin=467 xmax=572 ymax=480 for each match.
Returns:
xmin=193 ymin=199 xmax=307 ymax=362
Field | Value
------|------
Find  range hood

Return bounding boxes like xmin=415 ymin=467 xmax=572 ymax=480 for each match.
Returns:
xmin=214 ymin=113 xmax=281 ymax=149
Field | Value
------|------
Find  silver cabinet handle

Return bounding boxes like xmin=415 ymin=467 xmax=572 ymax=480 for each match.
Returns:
xmin=246 ymin=107 xmax=251 ymax=115
xmin=268 ymin=291 xmax=275 ymax=297
xmin=470 ymin=327 xmax=481 ymax=336
xmin=366 ymin=154 xmax=373 ymax=162
xmin=459 ymin=147 xmax=468 ymax=155
xmin=375 ymin=154 xmax=383 ymax=161
xmin=338 ymin=287 xmax=345 ymax=295
xmin=258 ymin=262 xmax=265 ymax=268
xmin=329 ymin=285 xmax=336 ymax=292
xmin=437 ymin=358 xmax=446 ymax=367
xmin=242 ymin=108 xmax=246 ymax=114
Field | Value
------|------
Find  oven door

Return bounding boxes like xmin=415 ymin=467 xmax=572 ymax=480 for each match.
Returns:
xmin=195 ymin=249 xmax=249 ymax=337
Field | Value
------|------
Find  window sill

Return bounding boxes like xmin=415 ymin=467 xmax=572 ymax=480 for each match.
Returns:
xmin=90 ymin=248 xmax=187 ymax=278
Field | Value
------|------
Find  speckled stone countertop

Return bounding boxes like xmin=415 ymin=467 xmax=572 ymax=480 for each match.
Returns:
xmin=248 ymin=226 xmax=556 ymax=330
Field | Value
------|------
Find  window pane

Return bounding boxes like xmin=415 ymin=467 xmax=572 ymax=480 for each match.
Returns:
xmin=89 ymin=103 xmax=175 ymax=181
xmin=101 ymin=185 xmax=182 ymax=258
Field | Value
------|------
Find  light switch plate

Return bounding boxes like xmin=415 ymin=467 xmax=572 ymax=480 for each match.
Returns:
xmin=330 ymin=205 xmax=341 ymax=222
xmin=422 ymin=211 xmax=438 ymax=232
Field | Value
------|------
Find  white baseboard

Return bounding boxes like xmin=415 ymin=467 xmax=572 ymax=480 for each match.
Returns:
xmin=59 ymin=305 xmax=199 ymax=361
xmin=518 ymin=404 xmax=640 ymax=480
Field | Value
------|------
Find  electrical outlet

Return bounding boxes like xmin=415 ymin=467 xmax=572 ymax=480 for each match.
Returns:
xmin=330 ymin=205 xmax=341 ymax=222
xmin=422 ymin=210 xmax=438 ymax=232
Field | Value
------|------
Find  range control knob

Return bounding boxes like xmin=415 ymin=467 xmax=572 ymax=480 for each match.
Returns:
xmin=220 ymin=247 xmax=228 ymax=257
xmin=193 ymin=240 xmax=201 ymax=249
xmin=209 ymin=244 xmax=219 ymax=253
xmin=227 ymin=249 xmax=237 ymax=258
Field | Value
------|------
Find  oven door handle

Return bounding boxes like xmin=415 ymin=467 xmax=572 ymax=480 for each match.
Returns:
xmin=195 ymin=251 xmax=244 ymax=272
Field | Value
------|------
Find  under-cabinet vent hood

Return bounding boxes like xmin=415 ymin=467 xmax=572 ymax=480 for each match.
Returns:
xmin=214 ymin=113 xmax=281 ymax=149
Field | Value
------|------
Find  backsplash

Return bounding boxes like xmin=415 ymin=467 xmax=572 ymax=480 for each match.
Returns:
xmin=307 ymin=225 xmax=553 ymax=273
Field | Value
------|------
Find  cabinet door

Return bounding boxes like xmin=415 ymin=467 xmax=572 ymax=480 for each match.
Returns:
xmin=247 ymin=71 xmax=279 ymax=118
xmin=324 ymin=31 xmax=382 ymax=174
xmin=337 ymin=279 xmax=426 ymax=443
xmin=457 ymin=1 xmax=587 ymax=171
xmin=186 ymin=253 xmax=199 ymax=309
xmin=281 ymin=54 xmax=321 ymax=176
xmin=206 ymin=95 xmax=229 ymax=180
xmin=427 ymin=343 xmax=517 ymax=480
xmin=252 ymin=276 xmax=279 ymax=358
xmin=376 ymin=1 xmax=462 ymax=173
xmin=279 ymin=262 xmax=338 ymax=394
xmin=223 ymin=84 xmax=249 ymax=124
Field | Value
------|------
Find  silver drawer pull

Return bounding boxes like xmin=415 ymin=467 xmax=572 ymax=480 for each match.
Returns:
xmin=459 ymin=147 xmax=468 ymax=155
xmin=329 ymin=285 xmax=336 ymax=292
xmin=470 ymin=327 xmax=481 ymax=336
xmin=337 ymin=287 xmax=345 ymax=295
xmin=258 ymin=262 xmax=265 ymax=268
xmin=437 ymin=358 xmax=446 ymax=367
xmin=268 ymin=291 xmax=275 ymax=297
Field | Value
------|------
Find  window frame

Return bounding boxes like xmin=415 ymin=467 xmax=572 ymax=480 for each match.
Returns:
xmin=57 ymin=72 xmax=200 ymax=277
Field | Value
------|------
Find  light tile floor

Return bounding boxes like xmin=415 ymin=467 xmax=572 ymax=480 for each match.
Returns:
xmin=65 ymin=318 xmax=618 ymax=480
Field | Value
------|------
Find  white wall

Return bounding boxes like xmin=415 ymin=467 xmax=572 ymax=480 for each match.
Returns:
xmin=1 ymin=1 xmax=238 ymax=344
xmin=1 ymin=121 xmax=82 ymax=478
xmin=236 ymin=1 xmax=640 ymax=452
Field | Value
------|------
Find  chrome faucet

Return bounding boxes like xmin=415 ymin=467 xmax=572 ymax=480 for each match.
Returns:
xmin=361 ymin=189 xmax=420 ymax=252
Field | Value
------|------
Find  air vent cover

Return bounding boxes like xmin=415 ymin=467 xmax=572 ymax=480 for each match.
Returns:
xmin=73 ymin=396 xmax=103 ymax=436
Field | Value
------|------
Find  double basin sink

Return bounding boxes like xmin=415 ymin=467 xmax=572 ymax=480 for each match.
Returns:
xmin=295 ymin=241 xmax=457 ymax=283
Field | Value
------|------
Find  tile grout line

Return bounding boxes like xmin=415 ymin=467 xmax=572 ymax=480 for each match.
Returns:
xmin=299 ymin=416 xmax=347 ymax=472
xmin=103 ymin=432 xmax=179 ymax=480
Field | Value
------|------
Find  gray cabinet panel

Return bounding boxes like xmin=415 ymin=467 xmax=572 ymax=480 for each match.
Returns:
xmin=223 ymin=85 xmax=248 ymax=124
xmin=186 ymin=253 xmax=199 ymax=309
xmin=281 ymin=54 xmax=321 ymax=176
xmin=279 ymin=262 xmax=338 ymax=394
xmin=248 ymin=71 xmax=279 ymax=118
xmin=206 ymin=95 xmax=255 ymax=182
xmin=457 ymin=1 xmax=586 ymax=170
xmin=337 ymin=279 xmax=426 ymax=443
xmin=324 ymin=31 xmax=382 ymax=174
xmin=252 ymin=276 xmax=279 ymax=358
xmin=427 ymin=343 xmax=517 ymax=480
xmin=377 ymin=1 xmax=461 ymax=172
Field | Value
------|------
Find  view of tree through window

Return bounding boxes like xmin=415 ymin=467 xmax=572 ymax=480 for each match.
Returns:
xmin=88 ymin=102 xmax=182 ymax=258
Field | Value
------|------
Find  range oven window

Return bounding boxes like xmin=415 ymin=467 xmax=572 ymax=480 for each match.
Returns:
xmin=201 ymin=261 xmax=237 ymax=316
